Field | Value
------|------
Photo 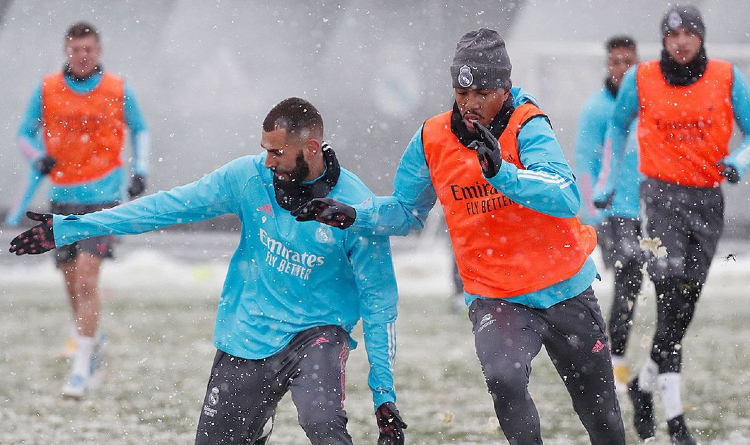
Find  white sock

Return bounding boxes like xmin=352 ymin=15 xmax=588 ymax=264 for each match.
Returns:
xmin=638 ymin=357 xmax=659 ymax=393
xmin=71 ymin=335 xmax=96 ymax=378
xmin=659 ymin=372 xmax=684 ymax=420
xmin=611 ymin=354 xmax=625 ymax=368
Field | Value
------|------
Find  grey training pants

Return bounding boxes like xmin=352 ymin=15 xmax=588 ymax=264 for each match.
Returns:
xmin=469 ymin=288 xmax=625 ymax=445
xmin=195 ymin=325 xmax=352 ymax=445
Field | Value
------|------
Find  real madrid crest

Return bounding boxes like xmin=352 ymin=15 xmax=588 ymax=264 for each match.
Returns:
xmin=667 ymin=11 xmax=682 ymax=30
xmin=458 ymin=65 xmax=474 ymax=88
xmin=209 ymin=386 xmax=220 ymax=406
xmin=315 ymin=225 xmax=334 ymax=244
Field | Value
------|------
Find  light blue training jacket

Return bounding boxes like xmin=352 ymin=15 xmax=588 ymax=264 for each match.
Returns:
xmin=574 ymin=86 xmax=641 ymax=225
xmin=351 ymin=87 xmax=598 ymax=310
xmin=17 ymin=70 xmax=150 ymax=205
xmin=52 ymin=153 xmax=399 ymax=410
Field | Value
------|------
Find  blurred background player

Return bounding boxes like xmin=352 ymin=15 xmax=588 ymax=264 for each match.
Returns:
xmin=574 ymin=35 xmax=644 ymax=388
xmin=440 ymin=216 xmax=465 ymax=312
xmin=450 ymin=256 xmax=464 ymax=312
xmin=16 ymin=21 xmax=150 ymax=398
xmin=595 ymin=5 xmax=750 ymax=444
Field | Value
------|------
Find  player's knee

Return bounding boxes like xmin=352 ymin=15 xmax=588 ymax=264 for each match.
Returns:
xmin=298 ymin=407 xmax=347 ymax=440
xmin=651 ymin=348 xmax=681 ymax=374
xmin=483 ymin=361 xmax=529 ymax=395
xmin=584 ymin=411 xmax=626 ymax=445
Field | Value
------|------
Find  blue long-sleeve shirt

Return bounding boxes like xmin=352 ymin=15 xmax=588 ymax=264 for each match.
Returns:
xmin=574 ymin=86 xmax=641 ymax=224
xmin=17 ymin=70 xmax=150 ymax=204
xmin=595 ymin=64 xmax=750 ymax=201
xmin=353 ymin=87 xmax=598 ymax=309
xmin=52 ymin=153 xmax=400 ymax=410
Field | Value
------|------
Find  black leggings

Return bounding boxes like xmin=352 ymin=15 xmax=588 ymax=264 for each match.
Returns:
xmin=650 ymin=277 xmax=702 ymax=373
xmin=608 ymin=259 xmax=644 ymax=356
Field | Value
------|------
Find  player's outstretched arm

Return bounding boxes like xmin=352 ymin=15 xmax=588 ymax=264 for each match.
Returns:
xmin=375 ymin=401 xmax=407 ymax=445
xmin=8 ymin=212 xmax=56 ymax=255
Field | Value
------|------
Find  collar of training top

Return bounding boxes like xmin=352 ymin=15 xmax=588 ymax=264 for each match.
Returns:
xmin=659 ymin=45 xmax=708 ymax=86
xmin=273 ymin=142 xmax=340 ymax=212
xmin=63 ymin=63 xmax=104 ymax=82
xmin=605 ymin=77 xmax=619 ymax=99
xmin=450 ymin=95 xmax=514 ymax=149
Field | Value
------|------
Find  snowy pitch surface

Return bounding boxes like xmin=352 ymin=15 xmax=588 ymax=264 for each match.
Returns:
xmin=1 ymin=231 xmax=749 ymax=444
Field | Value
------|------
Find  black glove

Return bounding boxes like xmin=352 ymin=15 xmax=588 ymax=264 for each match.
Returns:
xmin=468 ymin=121 xmax=502 ymax=178
xmin=34 ymin=156 xmax=57 ymax=175
xmin=593 ymin=191 xmax=615 ymax=210
xmin=128 ymin=174 xmax=146 ymax=198
xmin=9 ymin=212 xmax=56 ymax=255
xmin=291 ymin=197 xmax=356 ymax=229
xmin=717 ymin=162 xmax=740 ymax=184
xmin=375 ymin=402 xmax=407 ymax=445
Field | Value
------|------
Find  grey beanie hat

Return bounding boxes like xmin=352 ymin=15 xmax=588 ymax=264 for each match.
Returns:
xmin=661 ymin=4 xmax=705 ymax=40
xmin=450 ymin=28 xmax=512 ymax=90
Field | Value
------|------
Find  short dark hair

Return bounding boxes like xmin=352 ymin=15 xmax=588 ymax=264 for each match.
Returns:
xmin=605 ymin=35 xmax=636 ymax=53
xmin=263 ymin=97 xmax=323 ymax=140
xmin=65 ymin=21 xmax=100 ymax=43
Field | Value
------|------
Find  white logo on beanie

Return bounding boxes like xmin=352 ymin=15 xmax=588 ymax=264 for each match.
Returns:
xmin=667 ymin=11 xmax=683 ymax=30
xmin=458 ymin=65 xmax=473 ymax=87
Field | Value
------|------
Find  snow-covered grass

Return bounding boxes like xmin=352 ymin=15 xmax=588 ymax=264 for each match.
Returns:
xmin=1 ymin=235 xmax=749 ymax=444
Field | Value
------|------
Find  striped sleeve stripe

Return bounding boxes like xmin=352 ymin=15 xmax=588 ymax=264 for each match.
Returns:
xmin=517 ymin=170 xmax=566 ymax=184
xmin=387 ymin=321 xmax=396 ymax=370
xmin=735 ymin=146 xmax=750 ymax=164
xmin=517 ymin=171 xmax=574 ymax=190
xmin=133 ymin=132 xmax=151 ymax=175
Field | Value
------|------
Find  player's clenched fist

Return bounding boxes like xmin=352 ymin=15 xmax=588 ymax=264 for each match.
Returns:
xmin=468 ymin=121 xmax=503 ymax=178
xmin=375 ymin=402 xmax=407 ymax=445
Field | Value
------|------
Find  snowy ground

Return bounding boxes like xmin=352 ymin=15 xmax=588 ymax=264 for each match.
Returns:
xmin=0 ymin=229 xmax=749 ymax=444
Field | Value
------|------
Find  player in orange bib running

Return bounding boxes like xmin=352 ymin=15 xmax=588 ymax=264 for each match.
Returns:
xmin=595 ymin=5 xmax=750 ymax=444
xmin=16 ymin=22 xmax=150 ymax=399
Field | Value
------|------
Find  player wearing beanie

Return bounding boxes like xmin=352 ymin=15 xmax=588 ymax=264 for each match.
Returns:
xmin=595 ymin=5 xmax=750 ymax=444
xmin=295 ymin=28 xmax=625 ymax=445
